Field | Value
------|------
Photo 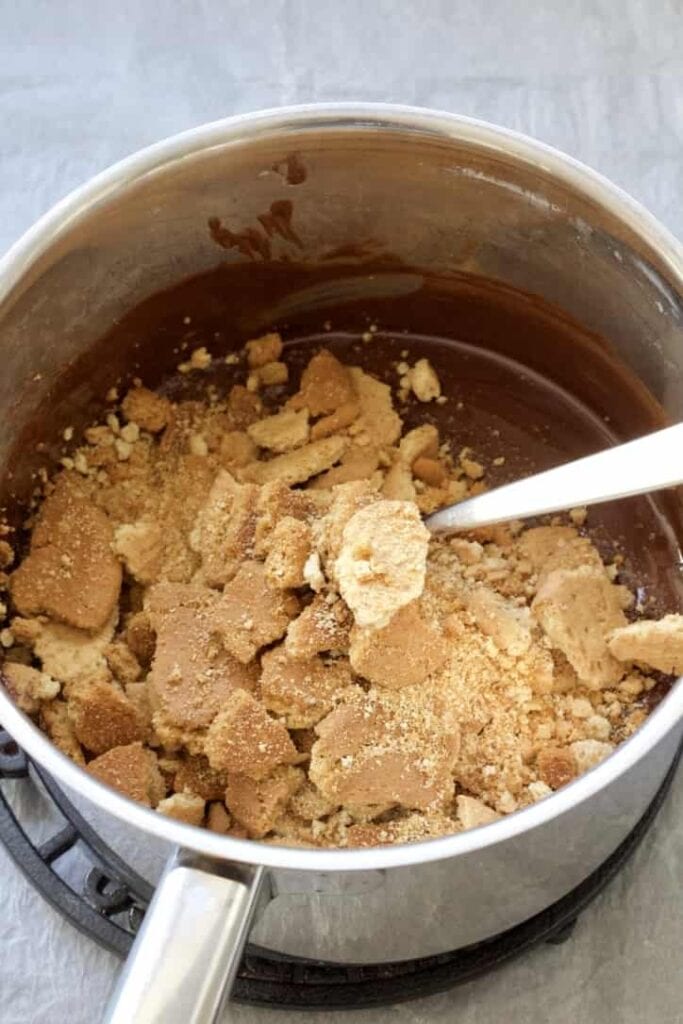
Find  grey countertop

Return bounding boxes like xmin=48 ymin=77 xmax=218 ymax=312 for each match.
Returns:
xmin=1 ymin=2 xmax=682 ymax=1022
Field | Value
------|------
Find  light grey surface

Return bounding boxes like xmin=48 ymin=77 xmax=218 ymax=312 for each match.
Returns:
xmin=0 ymin=2 xmax=682 ymax=1022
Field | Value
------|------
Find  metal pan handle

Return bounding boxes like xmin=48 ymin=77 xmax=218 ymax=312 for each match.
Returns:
xmin=103 ymin=849 xmax=268 ymax=1023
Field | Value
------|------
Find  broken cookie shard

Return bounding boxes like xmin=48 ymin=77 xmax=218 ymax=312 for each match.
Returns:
xmin=260 ymin=644 xmax=355 ymax=728
xmin=242 ymin=435 xmax=349 ymax=486
xmin=172 ymin=754 xmax=229 ymax=802
xmin=607 ymin=614 xmax=683 ymax=675
xmin=87 ymin=741 xmax=165 ymax=806
xmin=157 ymin=791 xmax=206 ymax=825
xmin=310 ymin=689 xmax=457 ymax=812
xmin=114 ymin=520 xmax=163 ymax=585
xmin=146 ymin=583 xmax=258 ymax=732
xmin=335 ymin=500 xmax=430 ymax=629
xmin=347 ymin=367 xmax=402 ymax=448
xmin=205 ymin=689 xmax=299 ymax=779
xmin=1 ymin=662 xmax=59 ymax=715
xmin=225 ymin=765 xmax=305 ymax=837
xmin=264 ymin=518 xmax=313 ymax=589
xmin=11 ymin=477 xmax=121 ymax=631
xmin=287 ymin=349 xmax=356 ymax=416
xmin=189 ymin=470 xmax=258 ymax=587
xmin=285 ymin=593 xmax=352 ymax=659
xmin=345 ymin=813 xmax=456 ymax=848
xmin=121 ymin=386 xmax=172 ymax=433
xmin=532 ymin=565 xmax=627 ymax=688
xmin=245 ymin=331 xmax=283 ymax=369
xmin=209 ymin=561 xmax=299 ymax=664
xmin=67 ymin=676 xmax=147 ymax=754
xmin=247 ymin=407 xmax=310 ymax=453
xmin=464 ymin=585 xmax=533 ymax=657
xmin=349 ymin=602 xmax=448 ymax=689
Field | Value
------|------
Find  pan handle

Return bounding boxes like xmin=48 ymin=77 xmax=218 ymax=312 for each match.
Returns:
xmin=103 ymin=849 xmax=268 ymax=1024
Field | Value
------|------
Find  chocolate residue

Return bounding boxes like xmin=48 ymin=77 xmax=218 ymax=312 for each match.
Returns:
xmin=209 ymin=200 xmax=302 ymax=259
xmin=257 ymin=200 xmax=302 ymax=249
xmin=207 ymin=218 xmax=271 ymax=261
xmin=272 ymin=152 xmax=307 ymax=185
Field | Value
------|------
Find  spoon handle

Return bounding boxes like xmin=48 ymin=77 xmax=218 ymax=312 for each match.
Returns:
xmin=426 ymin=422 xmax=683 ymax=535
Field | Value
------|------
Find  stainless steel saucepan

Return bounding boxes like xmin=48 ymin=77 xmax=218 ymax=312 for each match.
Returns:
xmin=0 ymin=105 xmax=681 ymax=1023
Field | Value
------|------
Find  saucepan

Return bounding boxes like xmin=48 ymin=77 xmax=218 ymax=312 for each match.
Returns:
xmin=0 ymin=105 xmax=681 ymax=1022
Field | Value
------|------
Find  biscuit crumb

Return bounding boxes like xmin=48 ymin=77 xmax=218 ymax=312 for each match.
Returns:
xmin=178 ymin=346 xmax=212 ymax=373
xmin=2 ymin=662 xmax=59 ymax=714
xmin=260 ymin=645 xmax=354 ymax=728
xmin=408 ymin=359 xmax=441 ymax=402
xmin=349 ymin=602 xmax=448 ymax=689
xmin=157 ymin=791 xmax=206 ymax=825
xmin=121 ymin=387 xmax=172 ymax=433
xmin=532 ymin=566 xmax=627 ymax=687
xmin=245 ymin=332 xmax=283 ymax=369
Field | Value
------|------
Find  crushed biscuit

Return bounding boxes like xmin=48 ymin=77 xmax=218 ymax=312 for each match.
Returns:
xmin=87 ymin=741 xmax=165 ymax=805
xmin=122 ymin=387 xmax=172 ymax=433
xmin=257 ymin=361 xmax=289 ymax=387
xmin=349 ymin=601 xmax=448 ymax=688
xmin=533 ymin=566 xmax=627 ymax=688
xmin=2 ymin=662 xmax=59 ymax=715
xmin=607 ymin=615 xmax=683 ymax=674
xmin=264 ymin=518 xmax=313 ymax=589
xmin=146 ymin=583 xmax=258 ymax=732
xmin=456 ymin=794 xmax=500 ymax=830
xmin=245 ymin=332 xmax=283 ymax=369
xmin=67 ymin=676 xmax=147 ymax=754
xmin=225 ymin=765 xmax=305 ymax=837
xmin=10 ymin=477 xmax=122 ymax=630
xmin=189 ymin=471 xmax=258 ymax=587
xmin=158 ymin=791 xmax=206 ymax=825
xmin=114 ymin=521 xmax=163 ymax=585
xmin=260 ymin=645 xmax=355 ymax=728
xmin=408 ymin=359 xmax=441 ymax=402
xmin=205 ymin=690 xmax=299 ymax=779
xmin=285 ymin=593 xmax=351 ymax=659
xmin=335 ymin=501 xmax=429 ymax=628
xmin=3 ymin=336 xmax=677 ymax=849
xmin=288 ymin=349 xmax=356 ymax=416
xmin=243 ymin=435 xmax=349 ymax=486
xmin=210 ymin=561 xmax=299 ymax=663
xmin=247 ymin=408 xmax=310 ymax=453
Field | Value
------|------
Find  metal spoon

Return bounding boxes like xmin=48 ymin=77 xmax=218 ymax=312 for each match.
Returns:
xmin=425 ymin=422 xmax=683 ymax=535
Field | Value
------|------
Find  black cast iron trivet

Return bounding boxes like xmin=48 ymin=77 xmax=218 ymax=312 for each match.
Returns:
xmin=0 ymin=728 xmax=679 ymax=1010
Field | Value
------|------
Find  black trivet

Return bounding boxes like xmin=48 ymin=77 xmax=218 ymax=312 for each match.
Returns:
xmin=0 ymin=728 xmax=679 ymax=1010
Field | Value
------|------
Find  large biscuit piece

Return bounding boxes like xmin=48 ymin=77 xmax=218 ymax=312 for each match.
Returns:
xmin=87 ymin=742 xmax=166 ymax=806
xmin=607 ymin=614 xmax=683 ymax=675
xmin=349 ymin=602 xmax=448 ymax=689
xmin=532 ymin=566 xmax=627 ymax=688
xmin=11 ymin=477 xmax=121 ymax=630
xmin=205 ymin=690 xmax=299 ymax=779
xmin=310 ymin=688 xmax=458 ymax=813
xmin=260 ymin=645 xmax=355 ymax=728
xmin=147 ymin=583 xmax=257 ymax=732
xmin=335 ymin=500 xmax=430 ymax=629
